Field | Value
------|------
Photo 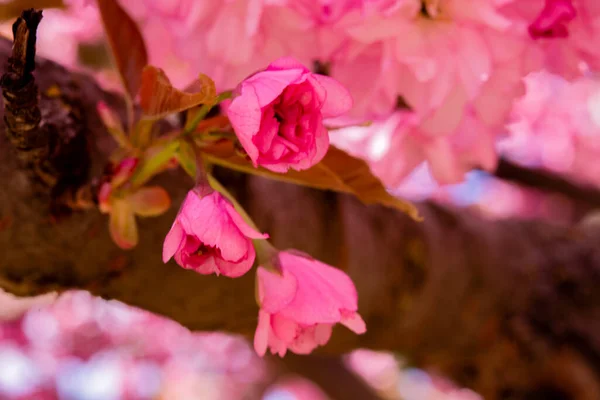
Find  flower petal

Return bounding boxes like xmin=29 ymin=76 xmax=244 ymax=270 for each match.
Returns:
xmin=257 ymin=266 xmax=298 ymax=313
xmin=341 ymin=312 xmax=367 ymax=334
xmin=310 ymin=74 xmax=353 ymax=118
xmin=162 ymin=221 xmax=185 ymax=263
xmin=278 ymin=252 xmax=359 ymax=325
xmin=223 ymin=201 xmax=269 ymax=240
xmin=254 ymin=310 xmax=271 ymax=357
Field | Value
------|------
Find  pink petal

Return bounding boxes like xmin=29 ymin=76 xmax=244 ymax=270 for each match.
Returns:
xmin=529 ymin=0 xmax=577 ymax=39
xmin=278 ymin=252 xmax=359 ymax=325
xmin=272 ymin=314 xmax=299 ymax=343
xmin=313 ymin=323 xmax=333 ymax=345
xmin=341 ymin=312 xmax=367 ymax=334
xmin=423 ymin=138 xmax=465 ymax=184
xmin=310 ymin=74 xmax=353 ymax=118
xmin=254 ymin=310 xmax=271 ymax=357
xmin=183 ymin=193 xmax=250 ymax=262
xmin=455 ymin=27 xmax=491 ymax=100
xmin=289 ymin=327 xmax=320 ymax=354
xmin=227 ymin=85 xmax=262 ymax=162
xmin=162 ymin=221 xmax=185 ymax=263
xmin=267 ymin=56 xmax=309 ymax=71
xmin=257 ymin=266 xmax=298 ymax=313
xmin=189 ymin=254 xmax=219 ymax=275
xmin=214 ymin=251 xmax=254 ymax=278
xmin=223 ymin=201 xmax=269 ymax=240
xmin=243 ymin=68 xmax=307 ymax=107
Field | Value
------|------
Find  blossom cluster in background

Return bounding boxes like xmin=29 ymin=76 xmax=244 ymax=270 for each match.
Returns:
xmin=5 ymin=0 xmax=598 ymax=192
xmin=0 ymin=0 xmax=598 ymax=398
xmin=0 ymin=290 xmax=480 ymax=400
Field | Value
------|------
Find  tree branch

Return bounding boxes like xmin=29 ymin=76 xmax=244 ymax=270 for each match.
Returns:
xmin=494 ymin=158 xmax=600 ymax=212
xmin=1 ymin=9 xmax=45 ymax=172
xmin=0 ymin=37 xmax=599 ymax=400
xmin=0 ymin=10 xmax=89 ymax=210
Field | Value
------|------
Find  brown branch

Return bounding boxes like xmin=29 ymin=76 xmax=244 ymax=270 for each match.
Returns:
xmin=274 ymin=354 xmax=384 ymax=400
xmin=0 ymin=36 xmax=599 ymax=400
xmin=0 ymin=9 xmax=89 ymax=210
xmin=494 ymin=158 xmax=600 ymax=211
xmin=0 ymin=9 xmax=45 ymax=173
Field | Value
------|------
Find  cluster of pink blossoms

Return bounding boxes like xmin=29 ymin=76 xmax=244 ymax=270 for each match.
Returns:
xmin=162 ymin=57 xmax=365 ymax=357
xmin=23 ymin=0 xmax=600 ymax=189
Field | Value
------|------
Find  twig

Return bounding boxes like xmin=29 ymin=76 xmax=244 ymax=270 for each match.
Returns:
xmin=0 ymin=9 xmax=47 ymax=173
xmin=494 ymin=158 xmax=600 ymax=210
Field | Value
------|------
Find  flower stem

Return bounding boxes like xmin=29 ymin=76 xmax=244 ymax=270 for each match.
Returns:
xmin=206 ymin=172 xmax=260 ymax=231
xmin=129 ymin=140 xmax=179 ymax=188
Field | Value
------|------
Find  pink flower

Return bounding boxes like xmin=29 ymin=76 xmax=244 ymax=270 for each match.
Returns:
xmin=254 ymin=251 xmax=366 ymax=357
xmin=528 ymin=0 xmax=577 ymax=39
xmin=226 ymin=57 xmax=353 ymax=172
xmin=162 ymin=189 xmax=268 ymax=278
xmin=502 ymin=71 xmax=600 ymax=188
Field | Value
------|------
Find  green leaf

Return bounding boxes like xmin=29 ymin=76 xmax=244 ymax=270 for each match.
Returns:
xmin=97 ymin=0 xmax=148 ymax=101
xmin=0 ymin=0 xmax=64 ymax=21
xmin=109 ymin=199 xmax=138 ymax=250
xmin=128 ymin=186 xmax=171 ymax=217
xmin=97 ymin=101 xmax=130 ymax=149
xmin=139 ymin=66 xmax=216 ymax=119
xmin=129 ymin=141 xmax=179 ymax=188
xmin=202 ymin=141 xmax=422 ymax=221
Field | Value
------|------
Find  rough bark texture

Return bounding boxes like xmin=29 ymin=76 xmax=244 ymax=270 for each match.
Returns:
xmin=1 ymin=35 xmax=600 ymax=400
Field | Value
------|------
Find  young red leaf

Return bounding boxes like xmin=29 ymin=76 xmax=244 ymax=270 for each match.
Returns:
xmin=129 ymin=186 xmax=171 ymax=217
xmin=109 ymin=199 xmax=138 ymax=250
xmin=96 ymin=0 xmax=148 ymax=100
xmin=0 ymin=0 xmax=64 ymax=21
xmin=139 ymin=66 xmax=216 ymax=119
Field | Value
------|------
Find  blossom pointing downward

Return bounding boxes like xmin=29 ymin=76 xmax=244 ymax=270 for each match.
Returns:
xmin=254 ymin=251 xmax=366 ymax=357
xmin=163 ymin=189 xmax=268 ymax=278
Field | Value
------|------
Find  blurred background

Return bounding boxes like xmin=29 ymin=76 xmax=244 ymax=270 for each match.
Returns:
xmin=0 ymin=0 xmax=598 ymax=399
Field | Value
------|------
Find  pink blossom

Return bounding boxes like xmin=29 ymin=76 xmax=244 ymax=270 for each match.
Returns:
xmin=528 ymin=0 xmax=577 ymax=39
xmin=502 ymin=71 xmax=600 ymax=188
xmin=344 ymin=0 xmax=515 ymax=130
xmin=226 ymin=57 xmax=352 ymax=172
xmin=503 ymin=0 xmax=600 ymax=78
xmin=162 ymin=190 xmax=268 ymax=278
xmin=332 ymin=109 xmax=497 ymax=185
xmin=254 ymin=251 xmax=365 ymax=357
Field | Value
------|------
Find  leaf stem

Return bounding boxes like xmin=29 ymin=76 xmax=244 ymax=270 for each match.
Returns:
xmin=183 ymin=91 xmax=232 ymax=135
xmin=129 ymin=140 xmax=178 ymax=187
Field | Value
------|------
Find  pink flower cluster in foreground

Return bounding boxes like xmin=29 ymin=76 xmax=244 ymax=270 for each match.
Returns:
xmin=161 ymin=57 xmax=365 ymax=357
xmin=163 ymin=186 xmax=366 ymax=357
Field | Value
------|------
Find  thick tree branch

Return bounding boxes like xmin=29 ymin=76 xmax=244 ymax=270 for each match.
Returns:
xmin=494 ymin=158 xmax=600 ymax=212
xmin=0 ymin=37 xmax=599 ymax=400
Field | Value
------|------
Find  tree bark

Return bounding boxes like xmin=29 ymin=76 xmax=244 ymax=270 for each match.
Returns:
xmin=1 ymin=36 xmax=600 ymax=400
